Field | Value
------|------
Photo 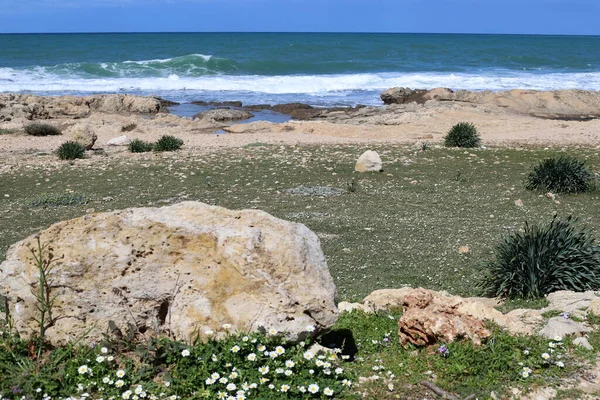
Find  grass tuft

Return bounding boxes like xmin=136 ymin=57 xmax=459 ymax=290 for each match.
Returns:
xmin=154 ymin=135 xmax=184 ymax=152
xmin=480 ymin=216 xmax=600 ymax=300
xmin=443 ymin=122 xmax=481 ymax=148
xmin=56 ymin=141 xmax=86 ymax=160
xmin=128 ymin=138 xmax=154 ymax=153
xmin=526 ymin=156 xmax=594 ymax=194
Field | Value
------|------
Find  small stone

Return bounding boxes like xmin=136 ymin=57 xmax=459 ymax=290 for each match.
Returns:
xmin=514 ymin=199 xmax=524 ymax=207
xmin=458 ymin=245 xmax=471 ymax=254
xmin=573 ymin=337 xmax=594 ymax=350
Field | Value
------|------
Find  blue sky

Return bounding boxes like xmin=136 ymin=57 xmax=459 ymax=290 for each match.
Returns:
xmin=1 ymin=0 xmax=599 ymax=35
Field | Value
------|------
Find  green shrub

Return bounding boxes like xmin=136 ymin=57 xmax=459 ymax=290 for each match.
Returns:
xmin=526 ymin=156 xmax=594 ymax=194
xmin=443 ymin=122 xmax=481 ymax=148
xmin=25 ymin=123 xmax=61 ymax=136
xmin=121 ymin=123 xmax=137 ymax=132
xmin=56 ymin=141 xmax=86 ymax=160
xmin=480 ymin=216 xmax=600 ymax=299
xmin=128 ymin=138 xmax=154 ymax=153
xmin=154 ymin=135 xmax=184 ymax=152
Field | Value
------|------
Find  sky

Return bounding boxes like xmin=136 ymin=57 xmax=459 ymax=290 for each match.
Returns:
xmin=0 ymin=0 xmax=599 ymax=35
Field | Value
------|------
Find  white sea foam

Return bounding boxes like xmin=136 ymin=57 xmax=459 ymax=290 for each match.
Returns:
xmin=1 ymin=67 xmax=600 ymax=105
xmin=122 ymin=54 xmax=213 ymax=65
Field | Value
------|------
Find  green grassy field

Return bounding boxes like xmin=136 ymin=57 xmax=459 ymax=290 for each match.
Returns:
xmin=1 ymin=143 xmax=599 ymax=301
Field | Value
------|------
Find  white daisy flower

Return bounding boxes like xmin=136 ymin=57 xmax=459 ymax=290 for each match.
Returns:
xmin=308 ymin=384 xmax=319 ymax=394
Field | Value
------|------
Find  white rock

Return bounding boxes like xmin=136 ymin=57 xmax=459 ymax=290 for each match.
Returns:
xmin=539 ymin=316 xmax=591 ymax=339
xmin=573 ymin=337 xmax=594 ymax=350
xmin=355 ymin=150 xmax=383 ymax=172
xmin=107 ymin=135 xmax=131 ymax=146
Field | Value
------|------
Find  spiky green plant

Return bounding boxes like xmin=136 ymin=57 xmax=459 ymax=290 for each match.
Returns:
xmin=480 ymin=216 xmax=600 ymax=299
xmin=128 ymin=138 xmax=154 ymax=153
xmin=526 ymin=156 xmax=594 ymax=194
xmin=443 ymin=122 xmax=481 ymax=148
xmin=56 ymin=141 xmax=86 ymax=160
xmin=25 ymin=123 xmax=61 ymax=137
xmin=154 ymin=135 xmax=183 ymax=152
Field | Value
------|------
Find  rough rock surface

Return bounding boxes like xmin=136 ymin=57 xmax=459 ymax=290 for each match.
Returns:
xmin=0 ymin=202 xmax=338 ymax=346
xmin=0 ymin=94 xmax=163 ymax=122
xmin=66 ymin=123 xmax=97 ymax=150
xmin=539 ymin=317 xmax=592 ymax=339
xmin=355 ymin=150 xmax=383 ymax=172
xmin=397 ymin=288 xmax=492 ymax=346
xmin=192 ymin=109 xmax=254 ymax=122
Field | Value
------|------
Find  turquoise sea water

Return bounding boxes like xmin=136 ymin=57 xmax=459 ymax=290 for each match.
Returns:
xmin=1 ymin=33 xmax=599 ymax=106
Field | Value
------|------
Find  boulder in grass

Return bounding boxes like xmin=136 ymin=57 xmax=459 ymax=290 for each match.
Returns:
xmin=0 ymin=202 xmax=338 ymax=346
xmin=355 ymin=150 xmax=383 ymax=172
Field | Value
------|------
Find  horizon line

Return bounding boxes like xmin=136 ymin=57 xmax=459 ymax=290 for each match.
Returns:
xmin=1 ymin=31 xmax=599 ymax=37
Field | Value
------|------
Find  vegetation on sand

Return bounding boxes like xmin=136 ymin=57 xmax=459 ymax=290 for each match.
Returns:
xmin=128 ymin=138 xmax=154 ymax=153
xmin=25 ymin=123 xmax=61 ymax=137
xmin=56 ymin=141 xmax=86 ymax=160
xmin=154 ymin=135 xmax=184 ymax=152
xmin=443 ymin=122 xmax=481 ymax=148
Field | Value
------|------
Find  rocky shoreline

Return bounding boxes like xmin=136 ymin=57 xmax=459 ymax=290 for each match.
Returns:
xmin=1 ymin=88 xmax=600 ymax=158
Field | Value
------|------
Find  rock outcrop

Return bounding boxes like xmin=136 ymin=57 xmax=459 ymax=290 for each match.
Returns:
xmin=0 ymin=202 xmax=338 ymax=346
xmin=0 ymin=94 xmax=164 ymax=122
xmin=192 ymin=108 xmax=254 ymax=122
xmin=396 ymin=288 xmax=492 ymax=346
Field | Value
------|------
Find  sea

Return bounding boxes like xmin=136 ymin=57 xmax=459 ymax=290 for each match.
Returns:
xmin=1 ymin=32 xmax=600 ymax=109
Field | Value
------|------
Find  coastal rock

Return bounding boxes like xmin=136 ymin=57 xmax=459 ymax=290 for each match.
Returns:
xmin=67 ymin=123 xmax=97 ymax=150
xmin=397 ymin=288 xmax=492 ymax=346
xmin=107 ymin=135 xmax=131 ymax=146
xmin=0 ymin=94 xmax=164 ymax=121
xmin=0 ymin=201 xmax=338 ymax=346
xmin=380 ymin=87 xmax=415 ymax=105
xmin=223 ymin=121 xmax=278 ymax=134
xmin=192 ymin=109 xmax=254 ymax=122
xmin=355 ymin=150 xmax=383 ymax=172
xmin=88 ymin=94 xmax=162 ymax=114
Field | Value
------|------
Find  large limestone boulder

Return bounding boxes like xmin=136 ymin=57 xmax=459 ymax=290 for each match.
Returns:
xmin=355 ymin=150 xmax=383 ymax=172
xmin=0 ymin=202 xmax=338 ymax=346
xmin=66 ymin=123 xmax=97 ymax=150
